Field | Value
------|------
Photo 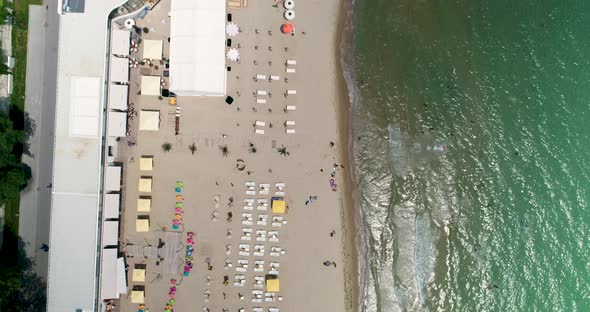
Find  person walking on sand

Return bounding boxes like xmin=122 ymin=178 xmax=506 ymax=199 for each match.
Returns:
xmin=330 ymin=230 xmax=336 ymax=237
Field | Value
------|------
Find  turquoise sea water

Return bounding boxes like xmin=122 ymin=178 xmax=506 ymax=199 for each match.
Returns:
xmin=347 ymin=0 xmax=590 ymax=310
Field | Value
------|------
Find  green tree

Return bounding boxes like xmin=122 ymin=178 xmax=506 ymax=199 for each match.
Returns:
xmin=0 ymin=234 xmax=47 ymax=312
xmin=0 ymin=114 xmax=28 ymax=201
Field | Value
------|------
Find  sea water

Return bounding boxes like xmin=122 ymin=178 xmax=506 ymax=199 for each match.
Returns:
xmin=346 ymin=0 xmax=590 ymax=310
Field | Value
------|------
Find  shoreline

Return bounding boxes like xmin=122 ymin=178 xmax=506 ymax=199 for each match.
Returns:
xmin=335 ymin=1 xmax=362 ymax=312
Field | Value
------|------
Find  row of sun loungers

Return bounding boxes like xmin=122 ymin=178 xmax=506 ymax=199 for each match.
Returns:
xmin=244 ymin=182 xmax=286 ymax=196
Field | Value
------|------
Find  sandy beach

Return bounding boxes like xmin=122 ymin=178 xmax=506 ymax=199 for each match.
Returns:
xmin=115 ymin=0 xmax=357 ymax=311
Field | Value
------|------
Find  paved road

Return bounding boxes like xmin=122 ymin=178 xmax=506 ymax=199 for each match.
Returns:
xmin=19 ymin=0 xmax=59 ymax=279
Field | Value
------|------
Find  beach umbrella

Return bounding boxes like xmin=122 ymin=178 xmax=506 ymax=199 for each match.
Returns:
xmin=225 ymin=96 xmax=234 ymax=105
xmin=284 ymin=10 xmax=295 ymax=20
xmin=281 ymin=23 xmax=294 ymax=34
xmin=284 ymin=0 xmax=295 ymax=9
xmin=226 ymin=48 xmax=240 ymax=61
xmin=226 ymin=22 xmax=239 ymax=37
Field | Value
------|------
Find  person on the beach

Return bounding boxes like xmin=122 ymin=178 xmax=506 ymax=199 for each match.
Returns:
xmin=330 ymin=230 xmax=336 ymax=237
xmin=329 ymin=141 xmax=334 ymax=147
xmin=323 ymin=261 xmax=332 ymax=266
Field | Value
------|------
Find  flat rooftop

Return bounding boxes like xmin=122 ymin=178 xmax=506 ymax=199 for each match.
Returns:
xmin=47 ymin=1 xmax=126 ymax=311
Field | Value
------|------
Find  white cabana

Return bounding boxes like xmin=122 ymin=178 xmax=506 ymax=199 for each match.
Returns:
xmin=105 ymin=166 xmax=122 ymax=192
xmin=103 ymin=193 xmax=120 ymax=219
xmin=107 ymin=112 xmax=127 ymax=137
xmin=111 ymin=28 xmax=130 ymax=56
xmin=143 ymin=39 xmax=163 ymax=60
xmin=99 ymin=249 xmax=118 ymax=300
xmin=101 ymin=221 xmax=119 ymax=247
xmin=108 ymin=84 xmax=128 ymax=110
xmin=169 ymin=0 xmax=226 ymax=96
xmin=116 ymin=257 xmax=127 ymax=297
xmin=139 ymin=110 xmax=160 ymax=131
xmin=109 ymin=57 xmax=129 ymax=83
xmin=141 ymin=75 xmax=161 ymax=95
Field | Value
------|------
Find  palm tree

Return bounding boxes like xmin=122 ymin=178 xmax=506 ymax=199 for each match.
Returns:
xmin=277 ymin=145 xmax=289 ymax=156
xmin=162 ymin=142 xmax=172 ymax=152
xmin=248 ymin=142 xmax=257 ymax=153
xmin=219 ymin=144 xmax=229 ymax=157
xmin=188 ymin=143 xmax=197 ymax=155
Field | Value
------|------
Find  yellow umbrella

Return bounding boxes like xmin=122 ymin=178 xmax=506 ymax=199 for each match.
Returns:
xmin=139 ymin=157 xmax=153 ymax=171
xmin=272 ymin=200 xmax=286 ymax=214
xmin=266 ymin=278 xmax=280 ymax=292
xmin=131 ymin=290 xmax=145 ymax=303
xmin=137 ymin=198 xmax=151 ymax=212
xmin=132 ymin=268 xmax=146 ymax=282
xmin=136 ymin=219 xmax=150 ymax=232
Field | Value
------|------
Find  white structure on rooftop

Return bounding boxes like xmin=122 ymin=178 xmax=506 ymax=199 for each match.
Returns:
xmin=48 ymin=1 xmax=128 ymax=311
xmin=169 ymin=0 xmax=227 ymax=96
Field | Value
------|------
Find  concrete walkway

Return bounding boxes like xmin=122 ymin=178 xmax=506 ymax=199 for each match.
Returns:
xmin=19 ymin=1 xmax=59 ymax=279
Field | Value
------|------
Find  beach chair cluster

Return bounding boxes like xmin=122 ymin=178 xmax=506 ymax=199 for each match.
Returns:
xmin=172 ymin=181 xmax=184 ymax=230
xmin=254 ymin=120 xmax=266 ymax=135
xmin=162 ymin=279 xmax=178 ymax=311
xmin=225 ymin=182 xmax=288 ymax=307
xmin=183 ymin=232 xmax=195 ymax=276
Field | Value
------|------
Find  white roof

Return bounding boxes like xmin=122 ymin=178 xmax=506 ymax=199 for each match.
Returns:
xmin=99 ymin=249 xmax=118 ymax=300
xmin=103 ymin=193 xmax=120 ymax=219
xmin=101 ymin=221 xmax=119 ymax=247
xmin=139 ymin=110 xmax=160 ymax=131
xmin=111 ymin=28 xmax=130 ymax=56
xmin=48 ymin=2 xmax=128 ymax=311
xmin=105 ymin=166 xmax=122 ymax=192
xmin=109 ymin=56 xmax=129 ymax=83
xmin=141 ymin=75 xmax=161 ymax=95
xmin=107 ymin=111 xmax=127 ymax=137
xmin=143 ymin=39 xmax=163 ymax=60
xmin=169 ymin=0 xmax=226 ymax=96
xmin=108 ymin=84 xmax=128 ymax=110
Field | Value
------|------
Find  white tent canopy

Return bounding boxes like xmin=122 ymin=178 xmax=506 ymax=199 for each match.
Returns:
xmin=139 ymin=110 xmax=160 ymax=131
xmin=103 ymin=193 xmax=120 ymax=219
xmin=108 ymin=84 xmax=128 ymax=110
xmin=111 ymin=29 xmax=130 ymax=56
xmin=169 ymin=0 xmax=226 ymax=96
xmin=107 ymin=112 xmax=127 ymax=137
xmin=141 ymin=75 xmax=161 ymax=95
xmin=105 ymin=166 xmax=122 ymax=192
xmin=109 ymin=57 xmax=129 ymax=83
xmin=101 ymin=221 xmax=119 ymax=247
xmin=116 ymin=257 xmax=127 ymax=297
xmin=100 ymin=249 xmax=118 ymax=300
xmin=143 ymin=39 xmax=163 ymax=60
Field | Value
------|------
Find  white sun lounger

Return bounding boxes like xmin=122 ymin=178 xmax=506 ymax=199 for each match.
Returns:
xmin=269 ymin=307 xmax=280 ymax=312
xmin=270 ymin=75 xmax=280 ymax=81
xmin=246 ymin=190 xmax=256 ymax=195
xmin=243 ymin=205 xmax=253 ymax=211
xmin=255 ymin=129 xmax=265 ymax=135
xmin=286 ymin=129 xmax=296 ymax=134
xmin=286 ymin=105 xmax=296 ymax=111
xmin=242 ymin=220 xmax=253 ymax=226
xmin=257 ymin=90 xmax=267 ymax=96
xmin=255 ymin=121 xmax=266 ymax=127
xmin=285 ymin=121 xmax=295 ymax=126
xmin=287 ymin=90 xmax=297 ymax=95
xmin=245 ymin=182 xmax=256 ymax=187
xmin=256 ymin=98 xmax=267 ymax=104
xmin=257 ymin=205 xmax=267 ymax=211
xmin=286 ymin=60 xmax=296 ymax=66
xmin=256 ymin=74 xmax=267 ymax=80
xmin=285 ymin=68 xmax=296 ymax=74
